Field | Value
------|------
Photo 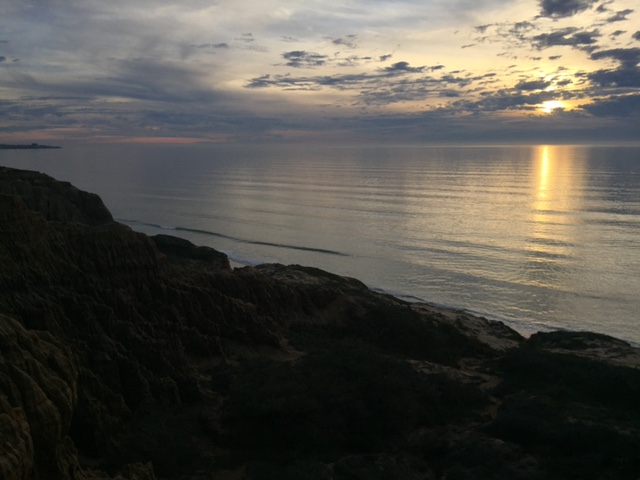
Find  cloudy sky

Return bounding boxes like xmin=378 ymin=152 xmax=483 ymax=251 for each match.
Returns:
xmin=1 ymin=0 xmax=639 ymax=144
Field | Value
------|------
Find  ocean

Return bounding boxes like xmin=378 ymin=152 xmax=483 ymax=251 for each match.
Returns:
xmin=2 ymin=143 xmax=639 ymax=345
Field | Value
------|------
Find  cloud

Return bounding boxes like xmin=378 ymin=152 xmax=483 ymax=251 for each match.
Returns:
xmin=532 ymin=28 xmax=601 ymax=49
xmin=246 ymin=63 xmax=473 ymax=106
xmin=590 ymin=47 xmax=640 ymax=67
xmin=282 ymin=51 xmax=329 ymax=68
xmin=3 ymin=0 xmax=640 ymax=143
xmin=596 ymin=1 xmax=615 ymax=13
xmin=515 ymin=78 xmax=552 ymax=90
xmin=582 ymin=94 xmax=640 ymax=116
xmin=588 ymin=67 xmax=640 ymax=88
xmin=332 ymin=35 xmax=358 ymax=49
xmin=193 ymin=43 xmax=229 ymax=49
xmin=604 ymin=9 xmax=634 ymax=23
xmin=587 ymin=47 xmax=640 ymax=89
xmin=383 ymin=61 xmax=425 ymax=73
xmin=539 ymin=0 xmax=598 ymax=18
xmin=456 ymin=90 xmax=558 ymax=112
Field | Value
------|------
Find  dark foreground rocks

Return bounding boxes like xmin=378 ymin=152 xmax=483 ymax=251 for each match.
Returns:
xmin=1 ymin=166 xmax=639 ymax=479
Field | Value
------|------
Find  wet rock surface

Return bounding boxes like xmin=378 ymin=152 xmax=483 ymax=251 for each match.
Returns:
xmin=0 ymin=166 xmax=639 ymax=479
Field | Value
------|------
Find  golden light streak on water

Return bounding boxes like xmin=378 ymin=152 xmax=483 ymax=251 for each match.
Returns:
xmin=526 ymin=146 xmax=579 ymax=288
xmin=538 ymin=145 xmax=550 ymax=200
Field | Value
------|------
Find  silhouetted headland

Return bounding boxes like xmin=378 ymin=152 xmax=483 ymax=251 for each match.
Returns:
xmin=0 ymin=165 xmax=639 ymax=480
xmin=0 ymin=142 xmax=61 ymax=149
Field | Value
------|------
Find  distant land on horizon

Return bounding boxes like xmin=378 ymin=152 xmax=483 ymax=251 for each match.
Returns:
xmin=0 ymin=143 xmax=61 ymax=150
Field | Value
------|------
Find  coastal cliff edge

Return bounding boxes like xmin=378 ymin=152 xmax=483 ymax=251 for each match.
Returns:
xmin=1 ymin=166 xmax=639 ymax=480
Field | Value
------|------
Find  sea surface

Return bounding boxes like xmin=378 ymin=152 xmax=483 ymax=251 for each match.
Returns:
xmin=2 ymin=143 xmax=639 ymax=345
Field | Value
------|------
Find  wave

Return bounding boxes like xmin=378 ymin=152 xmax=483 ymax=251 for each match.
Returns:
xmin=119 ymin=219 xmax=349 ymax=257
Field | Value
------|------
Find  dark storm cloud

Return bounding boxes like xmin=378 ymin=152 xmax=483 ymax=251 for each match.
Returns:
xmin=610 ymin=30 xmax=626 ymax=37
xmin=582 ymin=93 xmax=640 ymax=116
xmin=0 ymin=56 xmax=6 ymax=62
xmin=379 ymin=54 xmax=393 ymax=62
xmin=549 ymin=55 xmax=563 ymax=60
xmin=539 ymin=0 xmax=598 ymax=18
xmin=532 ymin=28 xmax=601 ymax=50
xmin=604 ymin=9 xmax=634 ymax=23
xmin=515 ymin=78 xmax=552 ymax=90
xmin=282 ymin=50 xmax=328 ymax=68
xmin=633 ymin=31 xmax=640 ymax=41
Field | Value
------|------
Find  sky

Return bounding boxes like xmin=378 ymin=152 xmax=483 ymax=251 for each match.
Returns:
xmin=1 ymin=0 xmax=639 ymax=144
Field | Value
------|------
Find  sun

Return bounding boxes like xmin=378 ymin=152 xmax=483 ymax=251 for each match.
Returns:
xmin=540 ymin=100 xmax=565 ymax=114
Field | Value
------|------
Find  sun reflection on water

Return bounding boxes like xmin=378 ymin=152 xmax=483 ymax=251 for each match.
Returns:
xmin=538 ymin=145 xmax=550 ymax=200
xmin=526 ymin=145 xmax=585 ymax=289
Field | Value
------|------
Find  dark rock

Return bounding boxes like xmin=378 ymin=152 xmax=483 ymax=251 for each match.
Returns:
xmin=0 ymin=165 xmax=638 ymax=480
xmin=152 ymin=233 xmax=230 ymax=270
xmin=0 ymin=167 xmax=113 ymax=225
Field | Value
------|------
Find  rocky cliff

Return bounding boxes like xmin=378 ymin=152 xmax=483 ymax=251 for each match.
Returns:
xmin=1 ymin=166 xmax=639 ymax=480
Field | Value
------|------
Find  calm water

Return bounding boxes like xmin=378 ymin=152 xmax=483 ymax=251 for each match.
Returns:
xmin=2 ymin=144 xmax=639 ymax=344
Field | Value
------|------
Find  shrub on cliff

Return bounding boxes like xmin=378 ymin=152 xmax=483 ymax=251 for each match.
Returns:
xmin=224 ymin=339 xmax=488 ymax=465
xmin=489 ymin=345 xmax=640 ymax=479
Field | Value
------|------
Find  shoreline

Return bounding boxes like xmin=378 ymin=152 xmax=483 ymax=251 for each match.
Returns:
xmin=121 ymin=212 xmax=639 ymax=349
xmin=228 ymin=255 xmax=640 ymax=349
xmin=228 ymin=255 xmax=640 ymax=351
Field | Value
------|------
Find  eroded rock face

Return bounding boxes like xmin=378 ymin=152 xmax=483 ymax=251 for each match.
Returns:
xmin=0 ymin=169 xmax=296 ymax=477
xmin=0 ymin=314 xmax=77 ymax=480
xmin=0 ymin=167 xmax=113 ymax=225
xmin=0 ymin=166 xmax=639 ymax=480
